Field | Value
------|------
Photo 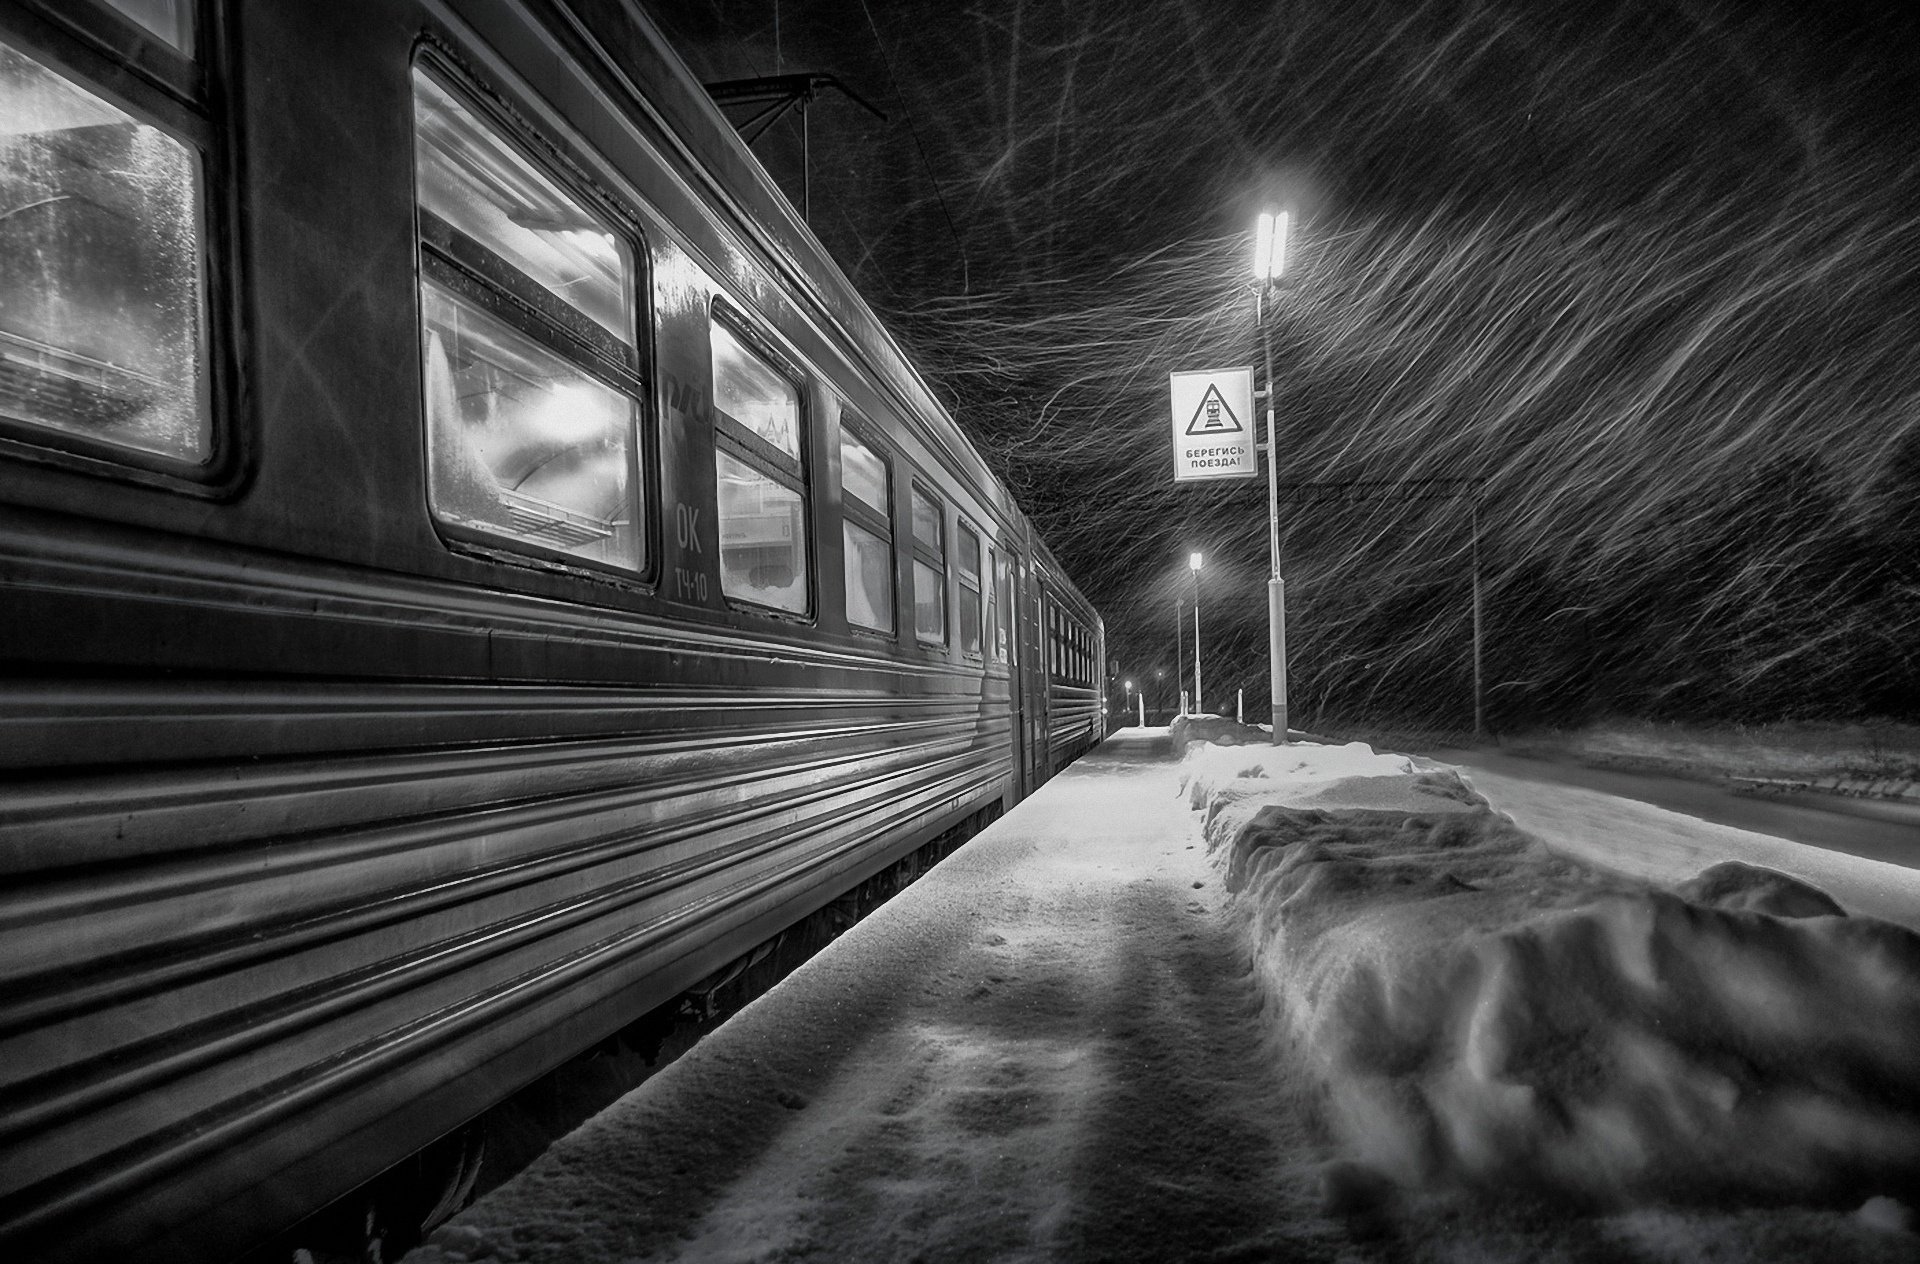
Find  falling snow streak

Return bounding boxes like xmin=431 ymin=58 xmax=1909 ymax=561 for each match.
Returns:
xmin=649 ymin=0 xmax=1920 ymax=727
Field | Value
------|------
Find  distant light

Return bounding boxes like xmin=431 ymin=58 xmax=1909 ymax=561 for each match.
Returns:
xmin=1124 ymin=679 xmax=1134 ymax=691
xmin=1189 ymin=551 xmax=1203 ymax=571
xmin=1254 ymin=210 xmax=1289 ymax=281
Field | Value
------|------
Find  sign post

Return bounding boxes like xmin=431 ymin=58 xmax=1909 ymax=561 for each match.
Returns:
xmin=1171 ymin=363 xmax=1280 ymax=741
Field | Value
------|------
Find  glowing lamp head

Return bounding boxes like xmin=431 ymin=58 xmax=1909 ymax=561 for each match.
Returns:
xmin=1254 ymin=210 xmax=1289 ymax=281
xmin=1189 ymin=551 xmax=1203 ymax=572
xmin=1124 ymin=679 xmax=1134 ymax=692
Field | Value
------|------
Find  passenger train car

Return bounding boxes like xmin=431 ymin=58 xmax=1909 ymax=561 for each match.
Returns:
xmin=0 ymin=1 xmax=1104 ymax=1259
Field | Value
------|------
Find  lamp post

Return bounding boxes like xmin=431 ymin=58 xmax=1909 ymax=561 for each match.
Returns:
xmin=1254 ymin=210 xmax=1290 ymax=744
xmin=1173 ymin=585 xmax=1185 ymax=717
xmin=1188 ymin=551 xmax=1204 ymax=714
xmin=1123 ymin=678 xmax=1134 ymax=728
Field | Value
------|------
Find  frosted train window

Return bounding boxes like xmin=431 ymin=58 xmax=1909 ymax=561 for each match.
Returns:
xmin=712 ymin=322 xmax=799 ymax=459
xmin=956 ymin=522 xmax=982 ymax=658
xmin=420 ymin=284 xmax=639 ymax=568
xmin=910 ymin=483 xmax=946 ymax=646
xmin=843 ymin=519 xmax=893 ymax=633
xmin=840 ymin=424 xmax=892 ymax=633
xmin=840 ymin=426 xmax=887 ymax=517
xmin=0 ymin=40 xmax=209 ymax=461
xmin=414 ymin=69 xmax=633 ymax=344
xmin=717 ymin=449 xmax=808 ymax=614
xmin=102 ymin=0 xmax=195 ymax=54
xmin=711 ymin=316 xmax=809 ymax=615
xmin=413 ymin=59 xmax=646 ymax=574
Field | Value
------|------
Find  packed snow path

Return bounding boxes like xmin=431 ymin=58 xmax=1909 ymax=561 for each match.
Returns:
xmin=408 ymin=730 xmax=1361 ymax=1263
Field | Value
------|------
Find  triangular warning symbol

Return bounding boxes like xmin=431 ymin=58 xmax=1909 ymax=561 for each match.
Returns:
xmin=1185 ymin=383 xmax=1244 ymax=435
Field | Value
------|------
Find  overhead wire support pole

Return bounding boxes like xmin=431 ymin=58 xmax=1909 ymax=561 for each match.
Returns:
xmin=1471 ymin=493 xmax=1485 ymax=740
xmin=1189 ymin=552 xmax=1205 ymax=714
xmin=704 ymin=73 xmax=888 ymax=225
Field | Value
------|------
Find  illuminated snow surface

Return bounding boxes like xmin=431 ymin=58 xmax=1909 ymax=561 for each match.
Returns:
xmin=410 ymin=731 xmax=1920 ymax=1263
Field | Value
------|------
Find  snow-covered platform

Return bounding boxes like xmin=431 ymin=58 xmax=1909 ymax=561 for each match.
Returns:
xmin=406 ymin=731 xmax=1920 ymax=1264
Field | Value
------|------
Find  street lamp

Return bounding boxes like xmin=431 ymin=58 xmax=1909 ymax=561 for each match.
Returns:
xmin=1188 ymin=551 xmax=1203 ymax=714
xmin=1254 ymin=209 xmax=1290 ymax=744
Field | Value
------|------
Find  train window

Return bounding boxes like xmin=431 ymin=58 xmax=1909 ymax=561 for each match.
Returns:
xmin=420 ymin=289 xmax=639 ymax=564
xmin=101 ymin=0 xmax=195 ymax=53
xmin=415 ymin=72 xmax=632 ymax=343
xmin=0 ymin=39 xmax=210 ymax=463
xmin=910 ymin=483 xmax=946 ymax=645
xmin=840 ymin=425 xmax=887 ymax=512
xmin=714 ymin=323 xmax=800 ymax=460
xmin=840 ymin=424 xmax=893 ymax=633
xmin=711 ymin=319 xmax=809 ymax=615
xmin=956 ymin=522 xmax=983 ymax=659
xmin=412 ymin=63 xmax=645 ymax=573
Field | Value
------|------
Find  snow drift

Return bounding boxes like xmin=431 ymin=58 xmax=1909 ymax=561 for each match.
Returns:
xmin=1186 ymin=741 xmax=1920 ymax=1212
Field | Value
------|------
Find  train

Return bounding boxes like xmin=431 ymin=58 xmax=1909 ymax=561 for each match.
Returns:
xmin=0 ymin=1 xmax=1105 ymax=1259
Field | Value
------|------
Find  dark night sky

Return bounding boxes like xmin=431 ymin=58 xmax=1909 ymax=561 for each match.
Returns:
xmin=644 ymin=0 xmax=1920 ymax=730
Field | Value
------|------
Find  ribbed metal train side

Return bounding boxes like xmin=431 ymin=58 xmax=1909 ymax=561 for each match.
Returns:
xmin=0 ymin=600 xmax=1010 ymax=1260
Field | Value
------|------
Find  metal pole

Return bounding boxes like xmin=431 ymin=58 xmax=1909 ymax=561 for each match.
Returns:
xmin=1260 ymin=286 xmax=1288 ymax=744
xmin=1472 ymin=497 xmax=1485 ymax=740
xmin=1192 ymin=571 xmax=1203 ymax=714
xmin=1174 ymin=590 xmax=1184 ymax=717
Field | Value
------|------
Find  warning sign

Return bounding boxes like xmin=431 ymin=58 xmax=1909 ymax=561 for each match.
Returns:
xmin=1169 ymin=367 xmax=1257 ymax=481
xmin=1185 ymin=383 xmax=1244 ymax=436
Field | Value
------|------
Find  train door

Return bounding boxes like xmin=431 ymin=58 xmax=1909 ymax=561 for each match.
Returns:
xmin=1018 ymin=567 xmax=1051 ymax=790
xmin=999 ymin=543 xmax=1029 ymax=796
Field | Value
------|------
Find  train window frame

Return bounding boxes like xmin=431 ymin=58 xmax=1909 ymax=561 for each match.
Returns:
xmin=411 ymin=52 xmax=653 ymax=581
xmin=983 ymin=542 xmax=1000 ymax=664
xmin=909 ymin=480 xmax=947 ymax=647
xmin=0 ymin=3 xmax=234 ymax=492
xmin=990 ymin=545 xmax=1012 ymax=665
xmin=709 ymin=306 xmax=812 ymax=620
xmin=17 ymin=1 xmax=203 ymax=98
xmin=97 ymin=0 xmax=195 ymax=56
xmin=838 ymin=415 xmax=894 ymax=636
xmin=955 ymin=518 xmax=984 ymax=660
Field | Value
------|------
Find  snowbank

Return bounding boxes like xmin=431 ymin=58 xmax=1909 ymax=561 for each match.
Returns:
xmin=1180 ymin=739 xmax=1484 ymax=852
xmin=1185 ymin=739 xmax=1920 ymax=1214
